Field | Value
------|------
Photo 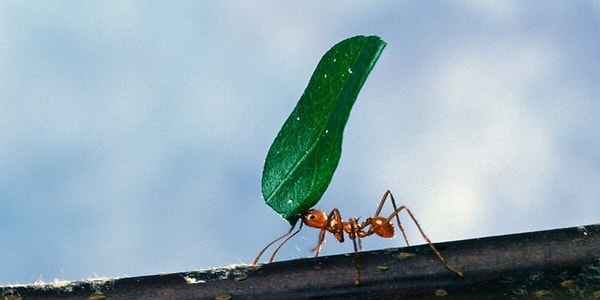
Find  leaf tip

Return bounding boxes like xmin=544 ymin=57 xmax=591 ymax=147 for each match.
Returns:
xmin=285 ymin=215 xmax=300 ymax=227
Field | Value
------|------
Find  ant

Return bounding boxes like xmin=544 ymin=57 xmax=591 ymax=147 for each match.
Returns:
xmin=252 ymin=190 xmax=464 ymax=285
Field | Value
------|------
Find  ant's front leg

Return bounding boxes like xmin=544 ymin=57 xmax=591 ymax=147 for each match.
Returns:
xmin=304 ymin=208 xmax=345 ymax=257
xmin=326 ymin=208 xmax=345 ymax=243
xmin=313 ymin=226 xmax=327 ymax=257
xmin=313 ymin=208 xmax=345 ymax=256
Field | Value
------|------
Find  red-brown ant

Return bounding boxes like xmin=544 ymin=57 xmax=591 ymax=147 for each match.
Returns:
xmin=252 ymin=190 xmax=464 ymax=285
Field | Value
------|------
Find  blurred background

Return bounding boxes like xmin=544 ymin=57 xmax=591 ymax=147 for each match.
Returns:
xmin=1 ymin=2 xmax=599 ymax=285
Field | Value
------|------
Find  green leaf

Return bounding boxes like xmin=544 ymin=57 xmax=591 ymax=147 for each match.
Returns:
xmin=262 ymin=35 xmax=386 ymax=224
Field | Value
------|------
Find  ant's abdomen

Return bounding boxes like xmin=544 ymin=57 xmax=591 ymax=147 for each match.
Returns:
xmin=371 ymin=217 xmax=395 ymax=238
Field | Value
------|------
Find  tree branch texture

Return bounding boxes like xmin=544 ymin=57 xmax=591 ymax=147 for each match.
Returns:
xmin=2 ymin=224 xmax=599 ymax=299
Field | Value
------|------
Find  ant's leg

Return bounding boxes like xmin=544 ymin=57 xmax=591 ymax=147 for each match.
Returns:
xmin=357 ymin=234 xmax=363 ymax=251
xmin=349 ymin=221 xmax=362 ymax=285
xmin=313 ymin=208 xmax=344 ymax=256
xmin=375 ymin=190 xmax=410 ymax=246
xmin=313 ymin=227 xmax=327 ymax=257
xmin=385 ymin=205 xmax=464 ymax=277
xmin=252 ymin=221 xmax=302 ymax=265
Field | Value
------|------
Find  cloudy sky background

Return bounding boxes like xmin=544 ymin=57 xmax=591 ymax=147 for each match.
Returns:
xmin=1 ymin=2 xmax=599 ymax=285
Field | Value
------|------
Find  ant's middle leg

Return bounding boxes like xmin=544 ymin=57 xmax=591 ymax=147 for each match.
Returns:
xmin=348 ymin=220 xmax=362 ymax=285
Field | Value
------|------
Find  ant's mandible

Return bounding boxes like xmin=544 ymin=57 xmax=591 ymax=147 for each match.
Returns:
xmin=252 ymin=190 xmax=464 ymax=285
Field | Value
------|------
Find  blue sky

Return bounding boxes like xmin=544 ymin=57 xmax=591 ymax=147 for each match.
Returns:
xmin=1 ymin=2 xmax=599 ymax=285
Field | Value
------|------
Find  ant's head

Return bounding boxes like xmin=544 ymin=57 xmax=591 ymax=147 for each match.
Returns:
xmin=301 ymin=209 xmax=328 ymax=228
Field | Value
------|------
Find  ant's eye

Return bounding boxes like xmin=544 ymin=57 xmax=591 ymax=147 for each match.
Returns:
xmin=308 ymin=214 xmax=315 ymax=220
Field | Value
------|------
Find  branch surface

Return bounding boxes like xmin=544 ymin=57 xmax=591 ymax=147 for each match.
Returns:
xmin=2 ymin=224 xmax=600 ymax=299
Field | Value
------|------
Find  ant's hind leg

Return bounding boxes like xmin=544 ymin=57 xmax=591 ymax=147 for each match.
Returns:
xmin=378 ymin=190 xmax=410 ymax=246
xmin=390 ymin=205 xmax=464 ymax=277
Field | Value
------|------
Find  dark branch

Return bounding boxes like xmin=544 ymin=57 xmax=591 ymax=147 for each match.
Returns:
xmin=2 ymin=224 xmax=600 ymax=299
